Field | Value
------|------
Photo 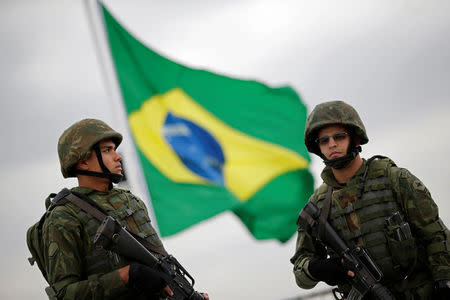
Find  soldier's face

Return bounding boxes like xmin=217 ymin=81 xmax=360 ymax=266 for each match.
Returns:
xmin=85 ymin=139 xmax=123 ymax=175
xmin=317 ymin=125 xmax=350 ymax=160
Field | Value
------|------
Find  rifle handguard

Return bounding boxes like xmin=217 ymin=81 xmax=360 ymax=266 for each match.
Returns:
xmin=94 ymin=216 xmax=204 ymax=300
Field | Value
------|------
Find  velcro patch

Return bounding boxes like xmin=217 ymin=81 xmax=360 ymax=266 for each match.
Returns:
xmin=413 ymin=179 xmax=426 ymax=192
xmin=48 ymin=242 xmax=58 ymax=257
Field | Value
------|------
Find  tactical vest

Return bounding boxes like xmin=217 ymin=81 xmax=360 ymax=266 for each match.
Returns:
xmin=62 ymin=188 xmax=166 ymax=276
xmin=314 ymin=158 xmax=418 ymax=284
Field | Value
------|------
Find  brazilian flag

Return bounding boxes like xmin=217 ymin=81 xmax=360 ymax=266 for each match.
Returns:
xmin=101 ymin=5 xmax=314 ymax=242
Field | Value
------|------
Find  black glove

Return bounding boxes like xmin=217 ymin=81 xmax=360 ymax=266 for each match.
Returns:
xmin=128 ymin=263 xmax=169 ymax=295
xmin=434 ymin=280 xmax=450 ymax=300
xmin=308 ymin=257 xmax=353 ymax=286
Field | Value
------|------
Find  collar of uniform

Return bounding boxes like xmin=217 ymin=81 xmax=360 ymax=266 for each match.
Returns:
xmin=320 ymin=159 xmax=367 ymax=188
xmin=71 ymin=186 xmax=111 ymax=196
xmin=70 ymin=186 xmax=118 ymax=212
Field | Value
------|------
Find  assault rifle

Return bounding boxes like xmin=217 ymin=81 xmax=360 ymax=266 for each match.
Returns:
xmin=298 ymin=202 xmax=396 ymax=300
xmin=94 ymin=216 xmax=204 ymax=300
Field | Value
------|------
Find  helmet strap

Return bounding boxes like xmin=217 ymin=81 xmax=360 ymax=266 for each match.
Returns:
xmin=93 ymin=144 xmax=123 ymax=184
xmin=74 ymin=144 xmax=123 ymax=185
xmin=321 ymin=137 xmax=362 ymax=169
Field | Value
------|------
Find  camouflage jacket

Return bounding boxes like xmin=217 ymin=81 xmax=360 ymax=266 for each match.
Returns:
xmin=291 ymin=157 xmax=450 ymax=298
xmin=42 ymin=186 xmax=165 ymax=299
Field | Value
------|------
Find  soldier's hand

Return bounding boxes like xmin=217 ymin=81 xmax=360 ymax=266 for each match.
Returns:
xmin=201 ymin=292 xmax=210 ymax=300
xmin=308 ymin=257 xmax=354 ymax=286
xmin=128 ymin=262 xmax=174 ymax=296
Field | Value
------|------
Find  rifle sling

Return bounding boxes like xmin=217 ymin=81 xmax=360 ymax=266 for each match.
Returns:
xmin=318 ymin=186 xmax=333 ymax=241
xmin=65 ymin=193 xmax=106 ymax=222
xmin=64 ymin=192 xmax=168 ymax=256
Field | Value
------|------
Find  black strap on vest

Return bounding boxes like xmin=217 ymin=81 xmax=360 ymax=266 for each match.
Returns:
xmin=66 ymin=193 xmax=107 ymax=222
xmin=52 ymin=188 xmax=168 ymax=256
xmin=318 ymin=186 xmax=333 ymax=241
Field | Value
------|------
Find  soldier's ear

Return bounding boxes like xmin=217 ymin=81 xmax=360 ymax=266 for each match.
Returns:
xmin=76 ymin=159 xmax=89 ymax=170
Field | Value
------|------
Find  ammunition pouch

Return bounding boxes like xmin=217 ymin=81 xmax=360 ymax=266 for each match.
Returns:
xmin=384 ymin=211 xmax=417 ymax=274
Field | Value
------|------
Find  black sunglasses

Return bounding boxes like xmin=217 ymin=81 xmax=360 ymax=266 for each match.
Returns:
xmin=315 ymin=132 xmax=349 ymax=146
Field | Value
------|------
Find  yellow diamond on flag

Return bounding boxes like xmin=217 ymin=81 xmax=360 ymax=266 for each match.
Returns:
xmin=129 ymin=88 xmax=308 ymax=201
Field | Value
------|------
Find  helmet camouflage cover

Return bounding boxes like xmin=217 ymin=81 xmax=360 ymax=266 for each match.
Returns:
xmin=58 ymin=119 xmax=123 ymax=178
xmin=305 ymin=101 xmax=368 ymax=156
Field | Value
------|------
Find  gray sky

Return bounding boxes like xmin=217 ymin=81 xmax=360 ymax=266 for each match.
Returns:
xmin=1 ymin=1 xmax=450 ymax=299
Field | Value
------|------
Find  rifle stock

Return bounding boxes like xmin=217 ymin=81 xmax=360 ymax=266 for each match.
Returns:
xmin=299 ymin=202 xmax=396 ymax=300
xmin=94 ymin=216 xmax=204 ymax=300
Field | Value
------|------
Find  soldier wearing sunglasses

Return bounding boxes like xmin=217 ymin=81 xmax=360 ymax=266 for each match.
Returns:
xmin=290 ymin=101 xmax=450 ymax=299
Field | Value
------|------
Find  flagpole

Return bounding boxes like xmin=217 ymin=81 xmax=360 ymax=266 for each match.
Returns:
xmin=83 ymin=0 xmax=160 ymax=233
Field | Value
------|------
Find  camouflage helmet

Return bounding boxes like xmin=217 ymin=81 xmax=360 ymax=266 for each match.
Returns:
xmin=305 ymin=101 xmax=368 ymax=155
xmin=58 ymin=119 xmax=123 ymax=178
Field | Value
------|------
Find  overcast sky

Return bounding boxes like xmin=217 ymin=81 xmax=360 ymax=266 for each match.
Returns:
xmin=1 ymin=1 xmax=450 ymax=299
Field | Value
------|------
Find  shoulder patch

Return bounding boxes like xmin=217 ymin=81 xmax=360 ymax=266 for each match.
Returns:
xmin=412 ymin=179 xmax=427 ymax=192
xmin=48 ymin=242 xmax=59 ymax=257
xmin=400 ymin=168 xmax=409 ymax=179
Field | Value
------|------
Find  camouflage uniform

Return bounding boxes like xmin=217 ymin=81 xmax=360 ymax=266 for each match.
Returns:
xmin=291 ymin=101 xmax=450 ymax=299
xmin=42 ymin=187 xmax=165 ymax=299
xmin=41 ymin=119 xmax=167 ymax=299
